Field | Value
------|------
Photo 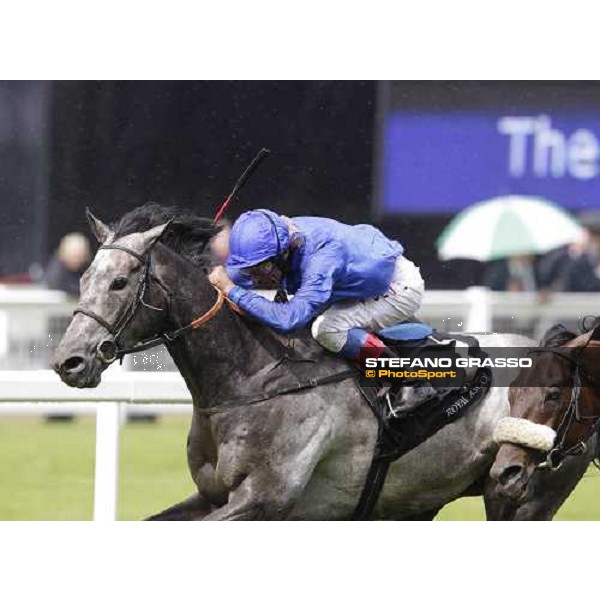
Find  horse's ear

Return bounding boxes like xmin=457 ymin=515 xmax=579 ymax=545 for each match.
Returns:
xmin=541 ymin=324 xmax=577 ymax=347
xmin=590 ymin=325 xmax=600 ymax=342
xmin=86 ymin=208 xmax=113 ymax=244
xmin=140 ymin=219 xmax=172 ymax=251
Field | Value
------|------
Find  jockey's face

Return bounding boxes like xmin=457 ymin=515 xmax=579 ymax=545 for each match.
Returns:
xmin=244 ymin=255 xmax=286 ymax=289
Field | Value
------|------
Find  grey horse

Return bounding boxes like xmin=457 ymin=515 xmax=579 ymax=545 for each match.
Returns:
xmin=52 ymin=204 xmax=594 ymax=520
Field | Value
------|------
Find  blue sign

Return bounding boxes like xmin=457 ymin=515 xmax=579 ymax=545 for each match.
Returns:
xmin=381 ymin=112 xmax=600 ymax=214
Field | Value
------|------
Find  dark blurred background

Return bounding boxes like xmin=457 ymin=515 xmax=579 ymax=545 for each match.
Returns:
xmin=3 ymin=81 xmax=600 ymax=289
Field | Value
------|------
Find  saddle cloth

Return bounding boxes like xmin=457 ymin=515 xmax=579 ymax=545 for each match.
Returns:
xmin=359 ymin=329 xmax=493 ymax=462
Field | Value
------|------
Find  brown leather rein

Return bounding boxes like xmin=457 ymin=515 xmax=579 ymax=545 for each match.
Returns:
xmin=190 ymin=288 xmax=243 ymax=327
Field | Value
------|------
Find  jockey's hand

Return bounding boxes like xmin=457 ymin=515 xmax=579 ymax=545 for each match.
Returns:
xmin=209 ymin=265 xmax=235 ymax=294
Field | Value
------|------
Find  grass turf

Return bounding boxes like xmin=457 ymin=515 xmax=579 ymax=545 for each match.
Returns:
xmin=0 ymin=416 xmax=599 ymax=520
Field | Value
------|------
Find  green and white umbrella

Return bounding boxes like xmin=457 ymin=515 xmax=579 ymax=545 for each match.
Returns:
xmin=437 ymin=195 xmax=586 ymax=261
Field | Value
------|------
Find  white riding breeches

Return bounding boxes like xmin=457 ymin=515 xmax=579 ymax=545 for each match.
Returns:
xmin=311 ymin=255 xmax=425 ymax=353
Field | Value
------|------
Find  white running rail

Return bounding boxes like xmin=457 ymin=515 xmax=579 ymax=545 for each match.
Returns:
xmin=0 ymin=368 xmax=192 ymax=521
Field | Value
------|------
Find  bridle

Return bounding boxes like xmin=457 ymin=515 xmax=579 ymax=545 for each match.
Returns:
xmin=72 ymin=240 xmax=357 ymax=419
xmin=528 ymin=342 xmax=600 ymax=470
xmin=73 ymin=243 xmax=234 ymax=364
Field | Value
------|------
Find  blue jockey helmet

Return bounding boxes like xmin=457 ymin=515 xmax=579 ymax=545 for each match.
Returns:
xmin=226 ymin=209 xmax=290 ymax=270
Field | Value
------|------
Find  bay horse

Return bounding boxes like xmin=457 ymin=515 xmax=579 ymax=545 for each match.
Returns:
xmin=52 ymin=203 xmax=594 ymax=519
xmin=487 ymin=323 xmax=600 ymax=519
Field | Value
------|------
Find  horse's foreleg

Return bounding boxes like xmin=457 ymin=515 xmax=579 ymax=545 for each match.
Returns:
xmin=200 ymin=446 xmax=329 ymax=521
xmin=145 ymin=492 xmax=212 ymax=521
xmin=200 ymin=477 xmax=293 ymax=521
xmin=199 ymin=399 xmax=338 ymax=520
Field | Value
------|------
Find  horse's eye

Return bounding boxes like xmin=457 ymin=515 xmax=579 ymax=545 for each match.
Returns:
xmin=109 ymin=276 xmax=128 ymax=291
xmin=545 ymin=388 xmax=561 ymax=403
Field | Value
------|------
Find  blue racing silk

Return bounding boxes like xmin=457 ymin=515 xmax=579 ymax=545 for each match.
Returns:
xmin=226 ymin=216 xmax=403 ymax=333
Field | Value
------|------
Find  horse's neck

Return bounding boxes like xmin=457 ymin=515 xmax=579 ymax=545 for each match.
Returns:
xmin=169 ymin=316 xmax=280 ymax=407
xmin=153 ymin=246 xmax=279 ymax=407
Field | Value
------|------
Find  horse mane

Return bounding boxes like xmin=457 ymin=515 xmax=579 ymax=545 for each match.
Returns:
xmin=540 ymin=323 xmax=578 ymax=347
xmin=111 ymin=202 xmax=220 ymax=268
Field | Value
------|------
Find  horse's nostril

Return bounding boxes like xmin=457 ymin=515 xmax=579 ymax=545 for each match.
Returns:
xmin=498 ymin=464 xmax=523 ymax=487
xmin=62 ymin=356 xmax=86 ymax=374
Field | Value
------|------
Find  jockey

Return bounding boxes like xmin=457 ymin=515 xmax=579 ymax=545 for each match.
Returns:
xmin=209 ymin=209 xmax=425 ymax=362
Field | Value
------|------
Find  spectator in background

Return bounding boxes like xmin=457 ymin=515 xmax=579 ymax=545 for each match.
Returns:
xmin=484 ymin=254 xmax=538 ymax=292
xmin=562 ymin=213 xmax=600 ymax=292
xmin=210 ymin=219 xmax=231 ymax=265
xmin=209 ymin=219 xmax=255 ymax=289
xmin=536 ymin=244 xmax=573 ymax=292
xmin=43 ymin=233 xmax=91 ymax=422
xmin=538 ymin=212 xmax=600 ymax=293
xmin=44 ymin=233 xmax=91 ymax=297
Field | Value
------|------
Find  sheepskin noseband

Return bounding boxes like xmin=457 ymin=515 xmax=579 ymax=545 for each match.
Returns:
xmin=493 ymin=417 xmax=556 ymax=452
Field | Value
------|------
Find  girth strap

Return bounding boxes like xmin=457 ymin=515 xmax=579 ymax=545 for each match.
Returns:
xmin=195 ymin=369 xmax=356 ymax=416
xmin=352 ymin=456 xmax=392 ymax=520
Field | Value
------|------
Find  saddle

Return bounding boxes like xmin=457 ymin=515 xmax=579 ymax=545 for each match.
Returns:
xmin=353 ymin=321 xmax=492 ymax=519
xmin=374 ymin=320 xmax=485 ymax=414
xmin=363 ymin=326 xmax=491 ymax=455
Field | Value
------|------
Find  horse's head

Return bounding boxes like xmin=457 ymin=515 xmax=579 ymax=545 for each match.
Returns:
xmin=490 ymin=323 xmax=600 ymax=505
xmin=53 ymin=209 xmax=173 ymax=387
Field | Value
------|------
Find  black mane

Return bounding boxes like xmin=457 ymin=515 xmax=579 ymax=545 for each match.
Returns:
xmin=112 ymin=202 xmax=220 ymax=267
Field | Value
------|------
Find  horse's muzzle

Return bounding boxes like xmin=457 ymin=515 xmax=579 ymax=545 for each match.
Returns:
xmin=54 ymin=355 xmax=99 ymax=388
xmin=489 ymin=444 xmax=536 ymax=503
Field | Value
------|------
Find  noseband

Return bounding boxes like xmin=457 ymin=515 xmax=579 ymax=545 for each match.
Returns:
xmin=528 ymin=346 xmax=600 ymax=470
xmin=73 ymin=243 xmax=233 ymax=364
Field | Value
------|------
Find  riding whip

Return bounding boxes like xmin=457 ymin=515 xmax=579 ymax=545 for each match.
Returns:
xmin=213 ymin=147 xmax=272 ymax=224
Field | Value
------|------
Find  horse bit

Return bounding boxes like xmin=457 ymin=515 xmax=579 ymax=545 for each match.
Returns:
xmin=73 ymin=243 xmax=233 ymax=364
